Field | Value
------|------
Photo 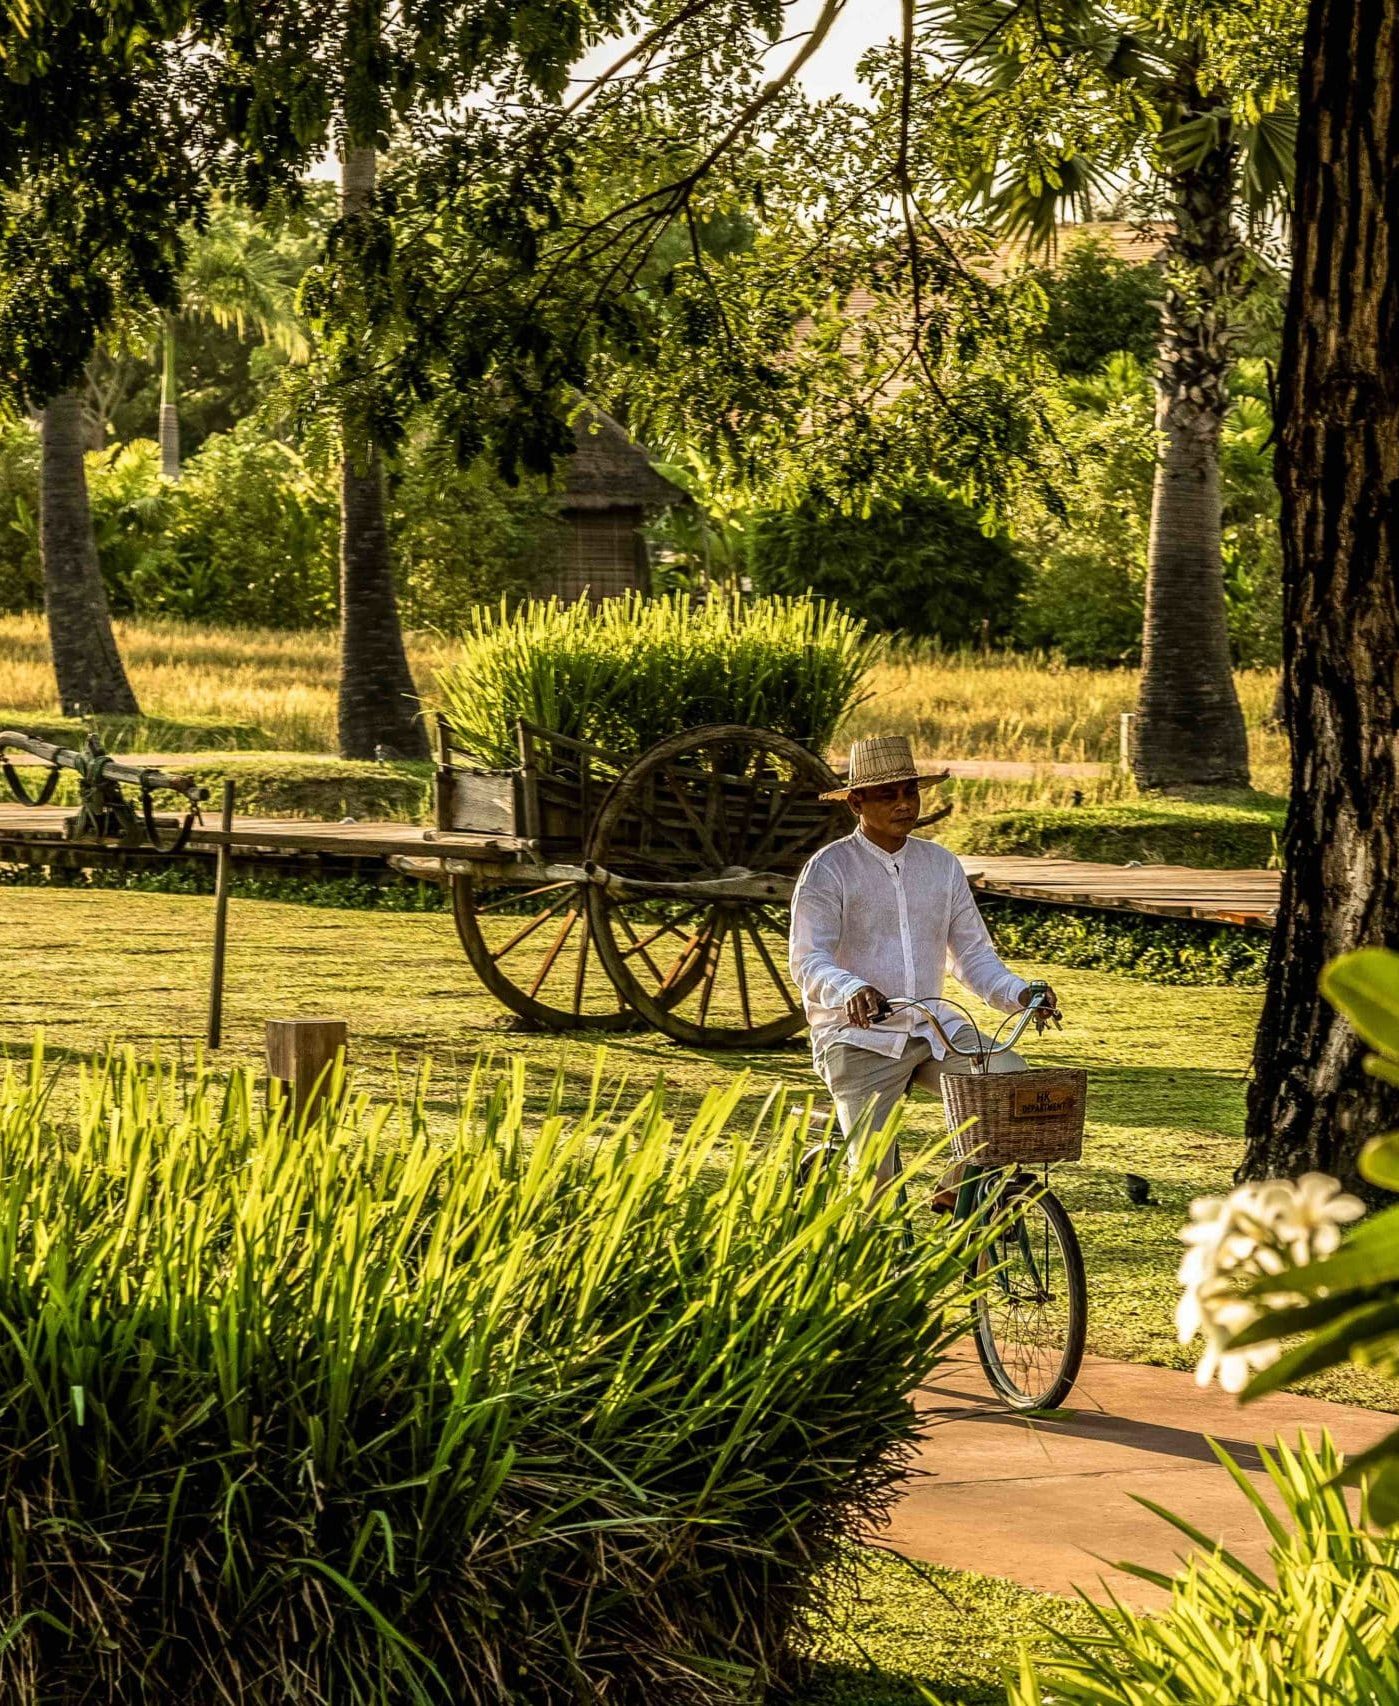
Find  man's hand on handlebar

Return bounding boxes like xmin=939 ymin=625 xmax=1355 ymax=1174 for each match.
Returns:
xmin=845 ymin=984 xmax=888 ymax=1028
xmin=1018 ymin=982 xmax=1062 ymax=1031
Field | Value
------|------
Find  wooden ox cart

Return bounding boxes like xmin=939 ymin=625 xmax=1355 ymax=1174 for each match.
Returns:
xmin=423 ymin=718 xmax=849 ymax=1049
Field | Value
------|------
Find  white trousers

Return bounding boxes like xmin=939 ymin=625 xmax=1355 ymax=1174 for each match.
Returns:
xmin=820 ymin=1025 xmax=1026 ymax=1188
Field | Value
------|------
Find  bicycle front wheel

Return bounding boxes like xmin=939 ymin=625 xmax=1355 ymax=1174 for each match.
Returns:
xmin=973 ymin=1181 xmax=1086 ymax=1411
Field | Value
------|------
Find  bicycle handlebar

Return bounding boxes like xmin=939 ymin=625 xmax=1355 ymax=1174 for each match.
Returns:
xmin=871 ymin=982 xmax=1060 ymax=1063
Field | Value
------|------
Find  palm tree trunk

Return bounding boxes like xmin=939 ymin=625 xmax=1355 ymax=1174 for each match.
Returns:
xmin=39 ymin=389 xmax=140 ymax=717
xmin=336 ymin=144 xmax=427 ymax=760
xmin=1133 ymin=107 xmax=1250 ymax=790
xmin=1241 ymin=0 xmax=1399 ymax=1192
xmin=158 ymin=313 xmax=180 ymax=481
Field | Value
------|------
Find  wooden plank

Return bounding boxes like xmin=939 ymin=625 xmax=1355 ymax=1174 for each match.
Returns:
xmin=961 ymin=854 xmax=1278 ymax=929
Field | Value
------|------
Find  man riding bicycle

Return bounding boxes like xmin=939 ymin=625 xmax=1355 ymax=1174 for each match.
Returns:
xmin=789 ymin=735 xmax=1058 ymax=1189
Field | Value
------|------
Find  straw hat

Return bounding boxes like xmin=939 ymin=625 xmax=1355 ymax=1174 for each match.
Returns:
xmin=821 ymin=735 xmax=950 ymax=801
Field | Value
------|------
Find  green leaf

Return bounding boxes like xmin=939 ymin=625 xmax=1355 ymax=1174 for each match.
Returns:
xmin=1361 ymin=1131 xmax=1399 ymax=1192
xmin=1334 ymin=1421 xmax=1399 ymax=1488
xmin=1240 ymin=1298 xmax=1399 ymax=1400
xmin=1321 ymin=948 xmax=1399 ymax=1062
xmin=1363 ymin=1459 xmax=1399 ymax=1527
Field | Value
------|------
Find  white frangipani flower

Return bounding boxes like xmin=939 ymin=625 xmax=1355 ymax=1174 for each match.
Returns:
xmin=1174 ymin=1172 xmax=1364 ymax=1393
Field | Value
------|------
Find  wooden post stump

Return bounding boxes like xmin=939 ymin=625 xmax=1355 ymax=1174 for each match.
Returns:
xmin=266 ymin=1018 xmax=348 ymax=1125
xmin=206 ymin=780 xmax=236 ymax=1048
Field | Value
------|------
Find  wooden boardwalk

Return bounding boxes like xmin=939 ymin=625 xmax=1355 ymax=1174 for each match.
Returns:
xmin=963 ymin=854 xmax=1279 ymax=930
xmin=0 ymin=804 xmax=1280 ymax=928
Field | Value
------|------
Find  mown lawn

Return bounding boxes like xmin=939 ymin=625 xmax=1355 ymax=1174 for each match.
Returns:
xmin=4 ymin=879 xmax=1386 ymax=1415
xmin=794 ymin=1549 xmax=1098 ymax=1705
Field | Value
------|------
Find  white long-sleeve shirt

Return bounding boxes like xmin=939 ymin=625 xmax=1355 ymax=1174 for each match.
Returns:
xmin=788 ymin=828 xmax=1029 ymax=1064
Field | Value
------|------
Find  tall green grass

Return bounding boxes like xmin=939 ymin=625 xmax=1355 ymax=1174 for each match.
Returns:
xmin=1011 ymin=1436 xmax=1399 ymax=1704
xmin=434 ymin=592 xmax=877 ymax=767
xmin=0 ymin=1046 xmax=971 ymax=1703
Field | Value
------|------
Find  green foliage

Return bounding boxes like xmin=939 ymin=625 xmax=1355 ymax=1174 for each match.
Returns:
xmin=33 ymin=755 xmax=430 ymax=822
xmin=1030 ymin=236 xmax=1162 ymax=376
xmin=0 ymin=712 xmax=276 ymax=751
xmin=1 ymin=860 xmax=449 ymax=914
xmin=0 ymin=417 xmax=39 ymax=610
xmin=1219 ymin=362 xmax=1283 ymax=668
xmin=123 ymin=423 xmax=337 ymax=625
xmin=1221 ymin=949 xmax=1399 ymax=1517
xmin=749 ymin=487 xmax=1027 ymax=645
xmin=435 ymin=592 xmax=876 ymax=767
xmin=1012 ymin=1435 xmax=1399 ymax=1705
xmin=947 ymin=794 xmax=1286 ymax=870
xmin=1010 ymin=356 xmax=1155 ymax=664
xmin=0 ymin=409 xmax=566 ymax=631
xmin=980 ymin=898 xmax=1268 ymax=987
xmin=1012 ymin=355 xmax=1283 ymax=665
xmin=388 ymin=443 xmax=561 ymax=628
xmin=0 ymin=1044 xmax=974 ymax=1701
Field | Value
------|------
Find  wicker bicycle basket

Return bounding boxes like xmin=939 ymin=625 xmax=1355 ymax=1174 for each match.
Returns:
xmin=942 ymin=1067 xmax=1087 ymax=1167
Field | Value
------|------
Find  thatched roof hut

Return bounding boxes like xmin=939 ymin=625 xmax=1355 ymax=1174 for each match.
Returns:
xmin=543 ymin=407 xmax=690 ymax=602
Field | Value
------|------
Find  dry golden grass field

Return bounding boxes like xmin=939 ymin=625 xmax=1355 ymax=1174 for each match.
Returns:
xmin=0 ymin=612 xmax=1287 ymax=792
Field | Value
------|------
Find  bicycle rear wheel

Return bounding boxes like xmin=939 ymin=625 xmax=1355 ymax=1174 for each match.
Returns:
xmin=973 ymin=1180 xmax=1086 ymax=1411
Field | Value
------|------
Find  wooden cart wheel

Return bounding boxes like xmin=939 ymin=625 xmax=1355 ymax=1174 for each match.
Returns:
xmin=452 ymin=871 xmax=639 ymax=1032
xmin=584 ymin=725 xmax=845 ymax=1049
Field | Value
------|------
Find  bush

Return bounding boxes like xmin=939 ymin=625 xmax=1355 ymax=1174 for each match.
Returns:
xmin=748 ymin=487 xmax=1027 ymax=645
xmin=1011 ymin=357 xmax=1154 ymax=664
xmin=0 ymin=1047 xmax=972 ymax=1703
xmin=128 ymin=422 xmax=338 ymax=626
xmin=1029 ymin=236 xmax=1162 ymax=377
xmin=388 ymin=441 xmax=561 ymax=627
xmin=1012 ymin=355 xmax=1283 ymax=667
xmin=947 ymin=797 xmax=1286 ymax=869
xmin=980 ymin=898 xmax=1268 ymax=986
xmin=435 ymin=590 xmax=876 ymax=767
xmin=0 ymin=417 xmax=41 ymax=612
xmin=1011 ymin=1436 xmax=1399 ymax=1704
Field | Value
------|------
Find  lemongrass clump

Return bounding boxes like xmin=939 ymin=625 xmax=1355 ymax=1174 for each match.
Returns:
xmin=433 ymin=591 xmax=878 ymax=768
xmin=0 ymin=1045 xmax=971 ymax=1703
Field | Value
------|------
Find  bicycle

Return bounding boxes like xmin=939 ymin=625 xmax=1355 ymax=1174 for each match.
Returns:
xmin=800 ymin=982 xmax=1088 ymax=1412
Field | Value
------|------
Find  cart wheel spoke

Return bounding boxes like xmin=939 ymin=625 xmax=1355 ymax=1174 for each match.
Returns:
xmin=662 ymin=767 xmax=726 ymax=871
xmin=473 ymin=882 xmax=573 ymax=916
xmin=744 ymin=917 xmax=801 ymax=1016
xmin=746 ymin=792 xmax=798 ymax=870
xmin=528 ymin=908 xmax=579 ymax=998
xmin=490 ymin=894 xmax=572 ymax=962
xmin=572 ymin=909 xmax=592 ymax=1016
xmin=731 ymin=923 xmax=753 ymax=1032
xmin=451 ymin=873 xmax=638 ymax=1034
xmin=696 ymin=913 xmax=729 ymax=1030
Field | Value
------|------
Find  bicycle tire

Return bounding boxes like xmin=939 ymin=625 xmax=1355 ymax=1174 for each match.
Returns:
xmin=973 ymin=1181 xmax=1086 ymax=1411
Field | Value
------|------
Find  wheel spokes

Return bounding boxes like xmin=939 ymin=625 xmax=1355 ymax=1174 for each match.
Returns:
xmin=743 ymin=917 xmax=801 ymax=1016
xmin=528 ymin=908 xmax=579 ymax=998
xmin=491 ymin=894 xmax=574 ymax=963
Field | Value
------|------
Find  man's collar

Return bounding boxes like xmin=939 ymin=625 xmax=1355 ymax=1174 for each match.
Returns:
xmin=854 ymin=825 xmax=908 ymax=869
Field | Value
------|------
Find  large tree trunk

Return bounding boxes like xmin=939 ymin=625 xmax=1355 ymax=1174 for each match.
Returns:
xmin=39 ymin=389 xmax=140 ymax=717
xmin=1133 ymin=105 xmax=1251 ymax=791
xmin=336 ymin=145 xmax=427 ymax=761
xmin=1241 ymin=0 xmax=1399 ymax=1190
